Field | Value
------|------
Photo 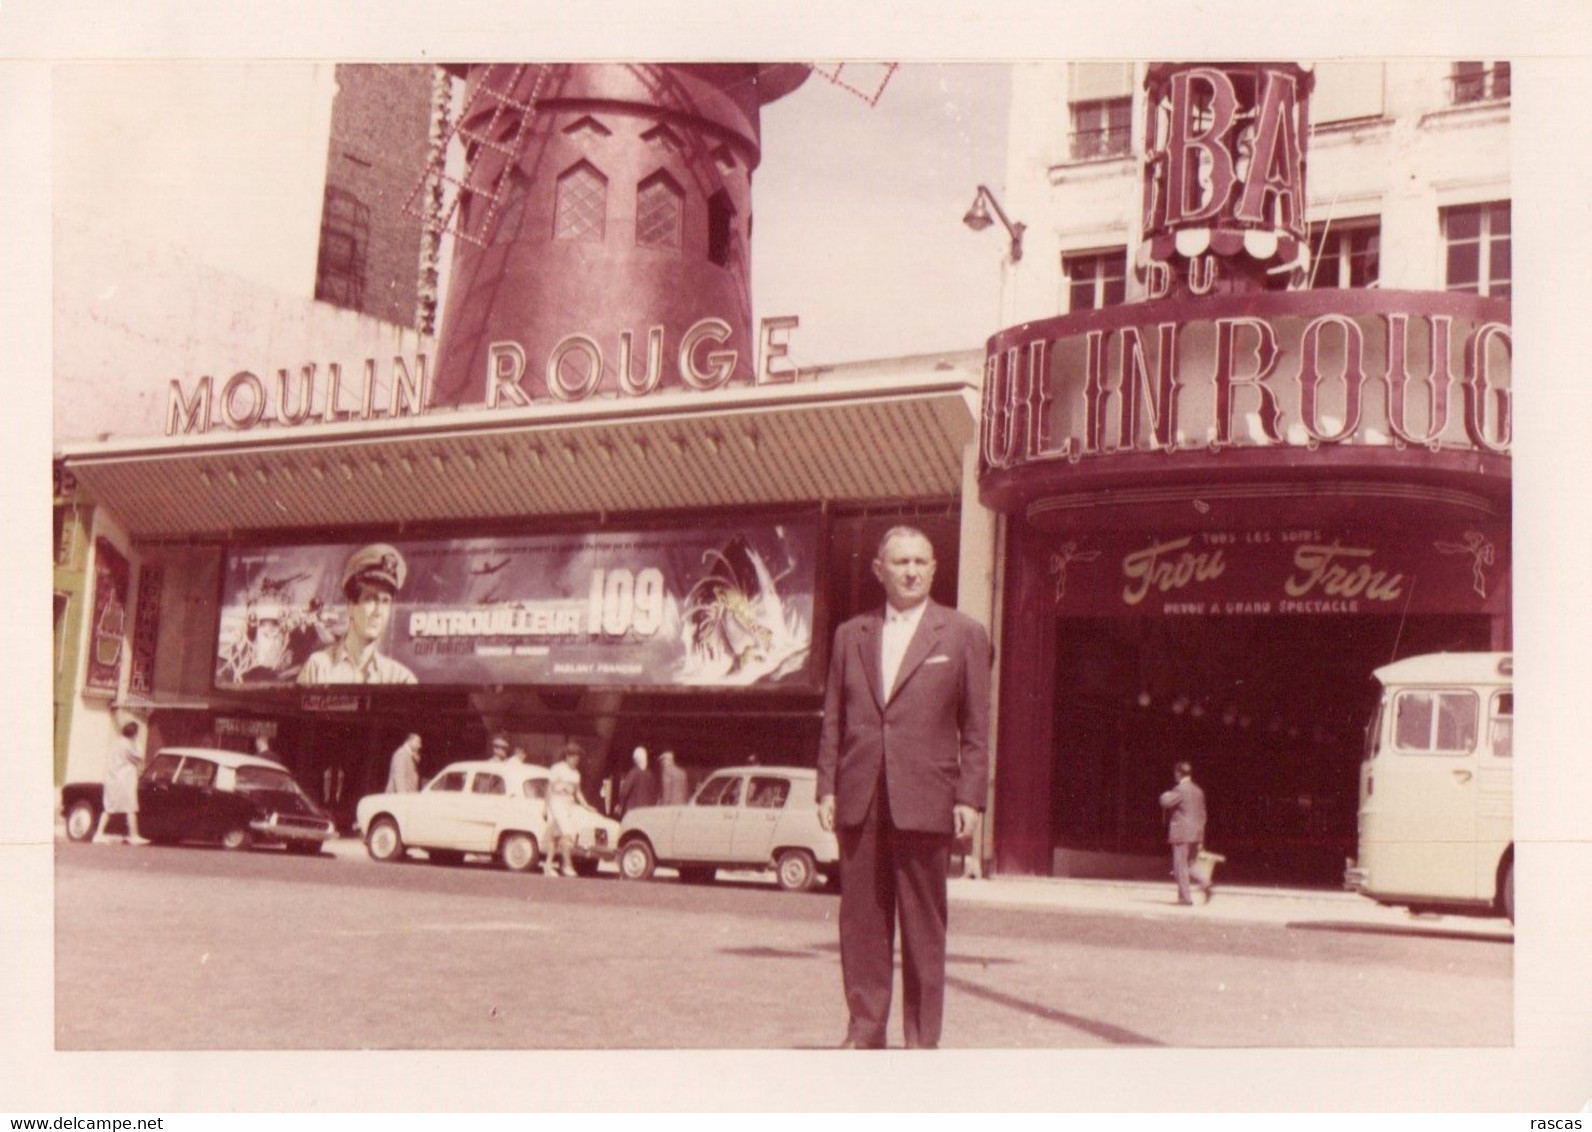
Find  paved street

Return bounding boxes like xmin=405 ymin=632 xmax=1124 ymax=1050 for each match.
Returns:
xmin=54 ymin=840 xmax=1512 ymax=1050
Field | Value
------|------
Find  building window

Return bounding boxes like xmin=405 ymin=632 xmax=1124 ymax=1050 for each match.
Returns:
xmin=636 ymin=172 xmax=684 ymax=250
xmin=1071 ymin=98 xmax=1133 ymax=161
xmin=553 ymin=161 xmax=607 ymax=242
xmin=1444 ymin=201 xmax=1511 ymax=299
xmin=314 ymin=187 xmax=370 ymax=310
xmin=1063 ymin=250 xmax=1127 ymax=311
xmin=1308 ymin=221 xmax=1380 ymax=289
xmin=707 ymin=189 xmax=736 ymax=267
xmin=1450 ymin=61 xmax=1511 ymax=105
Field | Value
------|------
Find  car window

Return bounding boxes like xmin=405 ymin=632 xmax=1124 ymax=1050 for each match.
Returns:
xmin=235 ymin=765 xmax=301 ymax=794
xmin=693 ymin=775 xmax=740 ymax=806
xmin=174 ymin=758 xmax=217 ymax=788
xmin=1392 ymin=690 xmax=1477 ymax=755
xmin=1489 ymin=691 xmax=1513 ymax=759
xmin=472 ymin=773 xmax=507 ymax=795
xmin=747 ymin=777 xmax=790 ymax=809
xmin=523 ymin=779 xmax=548 ymax=800
xmin=428 ymin=771 xmax=468 ymax=793
xmin=145 ymin=754 xmax=182 ymax=784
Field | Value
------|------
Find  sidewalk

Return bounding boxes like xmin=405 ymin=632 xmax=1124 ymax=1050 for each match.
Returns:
xmin=947 ymin=873 xmax=1512 ymax=936
xmin=319 ymin=835 xmax=1512 ymax=937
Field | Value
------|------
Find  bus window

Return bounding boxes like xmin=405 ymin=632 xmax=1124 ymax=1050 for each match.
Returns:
xmin=1392 ymin=689 xmax=1478 ymax=754
xmin=1489 ymin=691 xmax=1513 ymax=759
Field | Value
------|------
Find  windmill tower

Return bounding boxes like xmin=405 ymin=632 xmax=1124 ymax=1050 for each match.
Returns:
xmin=422 ymin=63 xmax=813 ymax=406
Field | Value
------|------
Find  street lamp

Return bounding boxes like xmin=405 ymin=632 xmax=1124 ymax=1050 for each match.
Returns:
xmin=962 ymin=184 xmax=1026 ymax=262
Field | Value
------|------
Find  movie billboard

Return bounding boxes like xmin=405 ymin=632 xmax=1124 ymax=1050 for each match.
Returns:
xmin=214 ymin=521 xmax=819 ymax=691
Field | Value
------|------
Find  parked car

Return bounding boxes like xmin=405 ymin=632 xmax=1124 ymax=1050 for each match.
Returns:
xmin=617 ymin=766 xmax=839 ymax=891
xmin=354 ymin=759 xmax=619 ymax=874
xmin=61 ymin=747 xmax=337 ymax=853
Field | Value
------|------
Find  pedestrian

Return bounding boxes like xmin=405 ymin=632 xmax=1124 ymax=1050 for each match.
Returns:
xmin=253 ymin=734 xmax=280 ymax=763
xmin=615 ymin=746 xmax=660 ymax=818
xmin=658 ymin=748 xmax=689 ymax=805
xmin=385 ymin=733 xmax=423 ymax=794
xmin=545 ymin=740 xmax=592 ymax=877
xmin=1159 ymin=761 xmax=1210 ymax=905
xmin=816 ymin=526 xmax=991 ymax=1050
xmin=296 ymin=543 xmax=417 ymax=685
xmin=487 ymin=732 xmax=511 ymax=761
xmin=94 ymin=721 xmax=150 ymax=846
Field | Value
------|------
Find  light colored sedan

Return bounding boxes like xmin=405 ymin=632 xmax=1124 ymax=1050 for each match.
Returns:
xmin=616 ymin=766 xmax=839 ymax=891
xmin=355 ymin=760 xmax=618 ymax=874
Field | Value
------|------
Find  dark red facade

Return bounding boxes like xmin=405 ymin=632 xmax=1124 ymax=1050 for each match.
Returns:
xmin=979 ymin=63 xmax=1511 ymax=883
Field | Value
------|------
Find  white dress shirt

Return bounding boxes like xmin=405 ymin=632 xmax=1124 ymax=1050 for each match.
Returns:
xmin=880 ymin=600 xmax=928 ymax=698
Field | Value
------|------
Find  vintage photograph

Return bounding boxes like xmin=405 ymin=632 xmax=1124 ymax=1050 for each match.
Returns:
xmin=15 ymin=8 xmax=1589 ymax=1112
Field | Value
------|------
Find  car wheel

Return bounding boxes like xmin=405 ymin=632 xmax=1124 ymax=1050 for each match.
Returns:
xmin=64 ymin=800 xmax=99 ymax=842
xmin=499 ymin=832 xmax=540 ymax=873
xmin=220 ymin=826 xmax=253 ymax=852
xmin=678 ymin=866 xmax=716 ymax=885
xmin=776 ymin=848 xmax=817 ymax=892
xmin=618 ymin=839 xmax=655 ymax=881
xmin=427 ymin=849 xmax=465 ymax=867
xmin=1502 ymin=859 xmax=1514 ymax=922
xmin=366 ymin=818 xmax=405 ymax=863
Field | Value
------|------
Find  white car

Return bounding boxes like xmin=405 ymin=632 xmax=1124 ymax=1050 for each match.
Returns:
xmin=616 ymin=766 xmax=839 ymax=891
xmin=355 ymin=760 xmax=619 ymax=874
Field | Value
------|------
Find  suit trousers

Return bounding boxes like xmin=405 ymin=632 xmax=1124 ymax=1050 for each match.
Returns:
xmin=837 ymin=774 xmax=952 ymax=1048
xmin=1171 ymin=841 xmax=1205 ymax=903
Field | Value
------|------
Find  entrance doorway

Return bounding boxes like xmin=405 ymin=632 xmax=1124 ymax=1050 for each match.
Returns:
xmin=1050 ymin=613 xmax=1492 ymax=886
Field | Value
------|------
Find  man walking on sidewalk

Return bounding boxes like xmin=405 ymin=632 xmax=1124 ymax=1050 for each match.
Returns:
xmin=1159 ymin=761 xmax=1210 ymax=906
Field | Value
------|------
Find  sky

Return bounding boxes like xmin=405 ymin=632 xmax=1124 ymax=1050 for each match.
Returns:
xmin=753 ymin=63 xmax=1011 ymax=366
xmin=49 ymin=60 xmax=1011 ymax=379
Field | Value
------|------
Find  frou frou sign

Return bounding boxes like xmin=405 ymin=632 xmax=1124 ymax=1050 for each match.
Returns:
xmin=980 ymin=296 xmax=1511 ymax=473
xmin=1048 ymin=525 xmax=1507 ymax=617
xmin=165 ymin=316 xmax=801 ymax=436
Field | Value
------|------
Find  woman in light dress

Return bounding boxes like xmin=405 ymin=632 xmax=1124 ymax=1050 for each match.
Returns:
xmin=545 ymin=741 xmax=591 ymax=877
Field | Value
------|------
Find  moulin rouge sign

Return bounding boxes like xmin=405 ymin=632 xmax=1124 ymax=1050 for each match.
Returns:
xmin=980 ymin=61 xmax=1511 ymax=475
xmin=163 ymin=316 xmax=801 ymax=437
xmin=979 ymin=291 xmax=1512 ymax=472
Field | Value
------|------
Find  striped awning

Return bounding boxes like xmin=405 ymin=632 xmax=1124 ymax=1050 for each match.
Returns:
xmin=58 ymin=363 xmax=982 ymax=541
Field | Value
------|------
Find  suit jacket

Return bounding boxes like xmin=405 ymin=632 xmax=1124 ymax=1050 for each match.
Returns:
xmin=1159 ymin=778 xmax=1207 ymax=844
xmin=816 ymin=600 xmax=991 ymax=834
xmin=618 ymin=766 xmax=659 ymax=814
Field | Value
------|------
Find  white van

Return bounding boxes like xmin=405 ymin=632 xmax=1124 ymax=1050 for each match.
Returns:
xmin=1344 ymin=652 xmax=1513 ymax=920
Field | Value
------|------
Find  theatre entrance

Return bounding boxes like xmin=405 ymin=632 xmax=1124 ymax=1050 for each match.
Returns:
xmin=1048 ymin=612 xmax=1492 ymax=887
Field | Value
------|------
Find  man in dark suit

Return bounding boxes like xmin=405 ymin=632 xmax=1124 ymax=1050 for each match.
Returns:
xmin=817 ymin=526 xmax=991 ymax=1050
xmin=1159 ymin=761 xmax=1209 ymax=905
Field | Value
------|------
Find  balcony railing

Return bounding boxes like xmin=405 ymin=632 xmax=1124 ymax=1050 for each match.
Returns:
xmin=1069 ymin=125 xmax=1132 ymax=162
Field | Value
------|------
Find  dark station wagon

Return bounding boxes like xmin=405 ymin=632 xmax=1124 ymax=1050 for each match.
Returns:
xmin=61 ymin=746 xmax=337 ymax=853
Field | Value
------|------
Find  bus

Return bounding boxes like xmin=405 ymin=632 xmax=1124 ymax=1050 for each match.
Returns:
xmin=1344 ymin=652 xmax=1513 ymax=921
